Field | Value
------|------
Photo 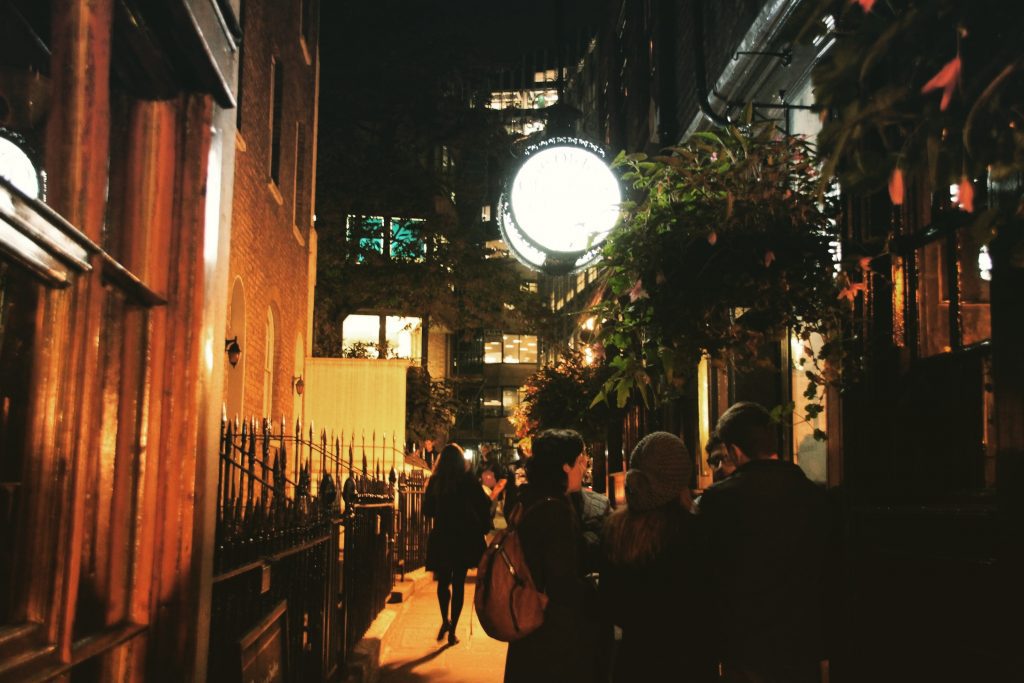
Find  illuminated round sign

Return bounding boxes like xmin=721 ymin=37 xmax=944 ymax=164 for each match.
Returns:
xmin=0 ymin=129 xmax=44 ymax=200
xmin=500 ymin=136 xmax=620 ymax=274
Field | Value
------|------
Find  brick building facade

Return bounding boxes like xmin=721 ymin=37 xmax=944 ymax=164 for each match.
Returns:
xmin=225 ymin=0 xmax=320 ymax=423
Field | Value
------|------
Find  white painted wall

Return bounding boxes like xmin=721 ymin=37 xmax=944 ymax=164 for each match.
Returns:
xmin=304 ymin=357 xmax=408 ymax=473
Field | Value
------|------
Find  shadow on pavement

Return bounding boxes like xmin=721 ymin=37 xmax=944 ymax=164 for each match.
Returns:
xmin=379 ymin=645 xmax=450 ymax=682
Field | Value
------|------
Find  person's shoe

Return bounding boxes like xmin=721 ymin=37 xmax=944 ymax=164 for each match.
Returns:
xmin=447 ymin=629 xmax=459 ymax=646
xmin=436 ymin=621 xmax=449 ymax=641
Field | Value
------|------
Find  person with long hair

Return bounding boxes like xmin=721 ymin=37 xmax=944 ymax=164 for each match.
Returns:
xmin=423 ymin=443 xmax=491 ymax=646
xmin=601 ymin=431 xmax=715 ymax=682
xmin=504 ymin=428 xmax=597 ymax=683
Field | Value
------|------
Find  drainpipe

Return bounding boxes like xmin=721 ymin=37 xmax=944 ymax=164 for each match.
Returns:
xmin=692 ymin=0 xmax=733 ymax=128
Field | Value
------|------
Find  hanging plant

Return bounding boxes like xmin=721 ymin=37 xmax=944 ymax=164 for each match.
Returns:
xmin=801 ymin=0 xmax=1024 ymax=257
xmin=592 ymin=122 xmax=848 ymax=430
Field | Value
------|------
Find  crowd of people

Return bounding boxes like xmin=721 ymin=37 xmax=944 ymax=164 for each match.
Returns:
xmin=421 ymin=401 xmax=830 ymax=683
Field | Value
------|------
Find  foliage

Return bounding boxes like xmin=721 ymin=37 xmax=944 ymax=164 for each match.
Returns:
xmin=799 ymin=0 xmax=1024 ymax=253
xmin=593 ymin=122 xmax=847 ymax=427
xmin=512 ymin=349 xmax=612 ymax=443
xmin=340 ymin=340 xmax=396 ymax=359
xmin=405 ymin=366 xmax=459 ymax=445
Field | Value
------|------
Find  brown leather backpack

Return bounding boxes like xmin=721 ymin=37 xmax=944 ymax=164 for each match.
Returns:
xmin=473 ymin=497 xmax=557 ymax=641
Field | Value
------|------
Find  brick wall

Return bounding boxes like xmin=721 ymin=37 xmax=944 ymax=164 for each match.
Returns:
xmin=226 ymin=0 xmax=319 ymax=422
xmin=598 ymin=0 xmax=765 ymax=152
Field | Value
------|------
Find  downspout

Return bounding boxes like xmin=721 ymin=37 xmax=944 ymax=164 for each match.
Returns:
xmin=692 ymin=0 xmax=733 ymax=128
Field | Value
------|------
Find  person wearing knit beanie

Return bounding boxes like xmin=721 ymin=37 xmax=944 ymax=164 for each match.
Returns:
xmin=601 ymin=431 xmax=714 ymax=682
xmin=624 ymin=431 xmax=693 ymax=512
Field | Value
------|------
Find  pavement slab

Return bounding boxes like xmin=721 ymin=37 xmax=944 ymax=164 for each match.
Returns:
xmin=378 ymin=575 xmax=507 ymax=683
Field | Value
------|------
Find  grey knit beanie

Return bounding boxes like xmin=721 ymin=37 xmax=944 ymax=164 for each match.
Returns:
xmin=624 ymin=432 xmax=692 ymax=511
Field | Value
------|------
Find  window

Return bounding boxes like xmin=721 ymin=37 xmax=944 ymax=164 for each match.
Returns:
xmin=269 ymin=57 xmax=283 ymax=184
xmin=263 ymin=307 xmax=276 ymax=418
xmin=340 ymin=314 xmax=422 ymax=360
xmin=0 ymin=262 xmax=36 ymax=623
xmin=481 ymin=386 xmax=526 ymax=417
xmin=236 ymin=0 xmax=247 ymax=130
xmin=483 ymin=333 xmax=538 ymax=364
xmin=482 ymin=387 xmax=502 ymax=417
xmin=916 ymin=227 xmax=992 ymax=357
xmin=389 ymin=217 xmax=426 ymax=261
xmin=346 ymin=215 xmax=385 ymax=260
xmin=790 ymin=332 xmax=828 ymax=484
xmin=345 ymin=214 xmax=425 ymax=262
xmin=293 ymin=122 xmax=308 ymax=231
xmin=483 ymin=334 xmax=502 ymax=364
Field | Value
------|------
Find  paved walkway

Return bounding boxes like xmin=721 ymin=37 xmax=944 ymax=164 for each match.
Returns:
xmin=378 ymin=572 xmax=507 ymax=683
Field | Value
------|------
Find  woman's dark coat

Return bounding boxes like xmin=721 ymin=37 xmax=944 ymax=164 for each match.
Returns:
xmin=504 ymin=487 xmax=598 ymax=683
xmin=423 ymin=471 xmax=491 ymax=571
xmin=600 ymin=506 xmax=716 ymax=682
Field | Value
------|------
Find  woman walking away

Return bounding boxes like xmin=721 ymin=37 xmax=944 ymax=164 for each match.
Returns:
xmin=424 ymin=443 xmax=491 ymax=646
xmin=601 ymin=432 xmax=716 ymax=682
xmin=504 ymin=429 xmax=596 ymax=683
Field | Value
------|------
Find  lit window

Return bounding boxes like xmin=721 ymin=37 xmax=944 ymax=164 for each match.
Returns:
xmin=978 ymin=245 xmax=992 ymax=282
xmin=346 ymin=215 xmax=426 ymax=262
xmin=346 ymin=215 xmax=385 ymax=261
xmin=482 ymin=387 xmax=502 ymax=417
xmin=483 ymin=333 xmax=503 ymax=364
xmin=341 ymin=314 xmax=422 ymax=360
xmin=790 ymin=332 xmax=827 ymax=484
xmin=390 ymin=218 xmax=426 ymax=261
xmin=483 ymin=333 xmax=538 ymax=364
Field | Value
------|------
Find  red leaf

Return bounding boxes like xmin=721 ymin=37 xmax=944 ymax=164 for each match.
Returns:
xmin=763 ymin=250 xmax=776 ymax=268
xmin=850 ymin=0 xmax=876 ymax=11
xmin=921 ymin=56 xmax=961 ymax=111
xmin=888 ymin=168 xmax=905 ymax=206
xmin=707 ymin=231 xmax=718 ymax=246
xmin=627 ymin=279 xmax=649 ymax=302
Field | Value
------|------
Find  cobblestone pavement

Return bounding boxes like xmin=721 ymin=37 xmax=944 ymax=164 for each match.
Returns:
xmin=378 ymin=573 xmax=507 ymax=683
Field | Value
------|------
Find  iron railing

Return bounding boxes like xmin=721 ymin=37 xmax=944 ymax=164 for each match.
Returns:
xmin=394 ymin=470 xmax=432 ymax=578
xmin=209 ymin=415 xmax=407 ymax=682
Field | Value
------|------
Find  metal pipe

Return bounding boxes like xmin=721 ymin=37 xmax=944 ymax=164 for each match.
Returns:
xmin=693 ymin=0 xmax=733 ymax=128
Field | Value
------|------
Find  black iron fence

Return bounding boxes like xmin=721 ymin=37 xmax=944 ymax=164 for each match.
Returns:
xmin=394 ymin=470 xmax=432 ymax=578
xmin=209 ymin=415 xmax=411 ymax=682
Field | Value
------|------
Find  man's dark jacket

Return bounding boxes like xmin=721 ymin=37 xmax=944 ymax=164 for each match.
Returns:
xmin=698 ymin=458 xmax=829 ymax=670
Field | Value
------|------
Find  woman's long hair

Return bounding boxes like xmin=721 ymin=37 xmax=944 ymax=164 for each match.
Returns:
xmin=427 ymin=443 xmax=466 ymax=496
xmin=604 ymin=503 xmax=689 ymax=567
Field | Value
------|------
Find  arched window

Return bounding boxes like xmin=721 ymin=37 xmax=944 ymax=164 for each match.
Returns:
xmin=263 ymin=307 xmax=276 ymax=418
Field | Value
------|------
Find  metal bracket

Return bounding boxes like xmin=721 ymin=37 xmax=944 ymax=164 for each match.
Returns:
xmin=734 ymin=49 xmax=793 ymax=67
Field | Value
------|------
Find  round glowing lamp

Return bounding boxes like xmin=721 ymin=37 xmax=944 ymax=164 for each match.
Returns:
xmin=500 ymin=137 xmax=621 ymax=274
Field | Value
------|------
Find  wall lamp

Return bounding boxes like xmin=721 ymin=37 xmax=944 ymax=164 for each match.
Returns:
xmin=292 ymin=375 xmax=305 ymax=396
xmin=225 ymin=337 xmax=241 ymax=368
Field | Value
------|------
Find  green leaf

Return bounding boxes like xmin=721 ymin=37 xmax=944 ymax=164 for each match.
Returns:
xmin=615 ymin=379 xmax=632 ymax=408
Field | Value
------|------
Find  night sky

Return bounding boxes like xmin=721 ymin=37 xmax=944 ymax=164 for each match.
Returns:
xmin=319 ymin=0 xmax=601 ymax=106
